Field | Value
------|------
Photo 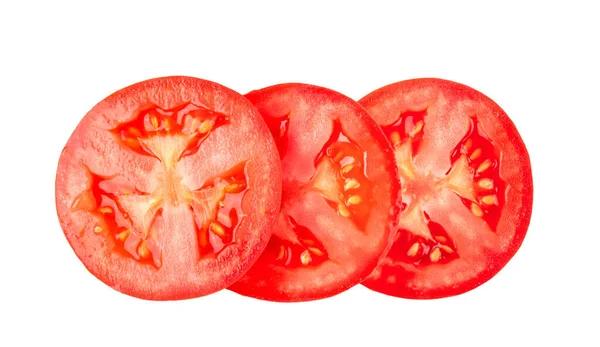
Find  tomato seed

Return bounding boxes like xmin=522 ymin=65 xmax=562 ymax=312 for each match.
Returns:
xmin=117 ymin=229 xmax=130 ymax=242
xmin=209 ymin=222 xmax=226 ymax=237
xmin=164 ymin=118 xmax=173 ymax=131
xmin=469 ymin=148 xmax=482 ymax=160
xmin=481 ymin=195 xmax=496 ymax=205
xmin=344 ymin=178 xmax=361 ymax=190
xmin=128 ymin=127 xmax=142 ymax=137
xmin=439 ymin=245 xmax=454 ymax=253
xmin=478 ymin=178 xmax=494 ymax=189
xmin=410 ymin=120 xmax=424 ymax=137
xmin=300 ymin=250 xmax=312 ymax=265
xmin=276 ymin=246 xmax=285 ymax=261
xmin=198 ymin=120 xmax=213 ymax=134
xmin=93 ymin=225 xmax=103 ymax=234
xmin=477 ymin=159 xmax=491 ymax=173
xmin=137 ymin=241 xmax=150 ymax=259
xmin=464 ymin=139 xmax=473 ymax=151
xmin=341 ymin=163 xmax=355 ymax=174
xmin=332 ymin=151 xmax=345 ymax=163
xmin=347 ymin=195 xmax=362 ymax=205
xmin=390 ymin=131 xmax=401 ymax=145
xmin=430 ymin=248 xmax=442 ymax=262
xmin=301 ymin=239 xmax=315 ymax=246
xmin=308 ymin=247 xmax=324 ymax=257
xmin=225 ymin=183 xmax=245 ymax=194
xmin=149 ymin=114 xmax=159 ymax=129
xmin=471 ymin=203 xmax=484 ymax=217
xmin=337 ymin=204 xmax=351 ymax=217
xmin=435 ymin=235 xmax=447 ymax=243
xmin=124 ymin=138 xmax=139 ymax=148
xmin=407 ymin=242 xmax=420 ymax=257
xmin=97 ymin=206 xmax=113 ymax=214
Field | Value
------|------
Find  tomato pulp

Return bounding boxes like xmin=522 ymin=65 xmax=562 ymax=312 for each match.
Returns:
xmin=55 ymin=76 xmax=282 ymax=300
xmin=360 ymin=78 xmax=533 ymax=299
xmin=230 ymin=84 xmax=401 ymax=301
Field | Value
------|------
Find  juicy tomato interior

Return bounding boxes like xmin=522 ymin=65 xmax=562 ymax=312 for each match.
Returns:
xmin=229 ymin=84 xmax=400 ymax=302
xmin=56 ymin=77 xmax=281 ymax=300
xmin=359 ymin=78 xmax=533 ymax=299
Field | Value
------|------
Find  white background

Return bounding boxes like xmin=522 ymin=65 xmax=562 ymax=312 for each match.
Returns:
xmin=1 ymin=1 xmax=598 ymax=346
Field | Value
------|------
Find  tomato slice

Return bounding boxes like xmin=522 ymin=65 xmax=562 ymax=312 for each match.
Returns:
xmin=359 ymin=78 xmax=533 ymax=299
xmin=55 ymin=76 xmax=282 ymax=300
xmin=229 ymin=84 xmax=401 ymax=301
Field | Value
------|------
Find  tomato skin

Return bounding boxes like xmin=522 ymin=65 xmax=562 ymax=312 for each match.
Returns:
xmin=230 ymin=83 xmax=401 ymax=302
xmin=55 ymin=76 xmax=282 ymax=300
xmin=359 ymin=78 xmax=533 ymax=299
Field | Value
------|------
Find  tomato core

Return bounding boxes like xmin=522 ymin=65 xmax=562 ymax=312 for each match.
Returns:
xmin=70 ymin=104 xmax=249 ymax=268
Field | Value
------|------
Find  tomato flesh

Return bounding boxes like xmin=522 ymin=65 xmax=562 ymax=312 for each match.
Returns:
xmin=359 ymin=78 xmax=533 ymax=299
xmin=56 ymin=76 xmax=282 ymax=300
xmin=229 ymin=84 xmax=400 ymax=301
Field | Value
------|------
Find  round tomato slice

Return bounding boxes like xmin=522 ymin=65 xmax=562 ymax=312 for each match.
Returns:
xmin=359 ymin=78 xmax=533 ymax=299
xmin=229 ymin=84 xmax=401 ymax=301
xmin=55 ymin=76 xmax=282 ymax=300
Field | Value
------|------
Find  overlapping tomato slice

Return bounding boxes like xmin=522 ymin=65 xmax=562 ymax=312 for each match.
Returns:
xmin=56 ymin=76 xmax=282 ymax=300
xmin=229 ymin=84 xmax=401 ymax=301
xmin=359 ymin=78 xmax=533 ymax=299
